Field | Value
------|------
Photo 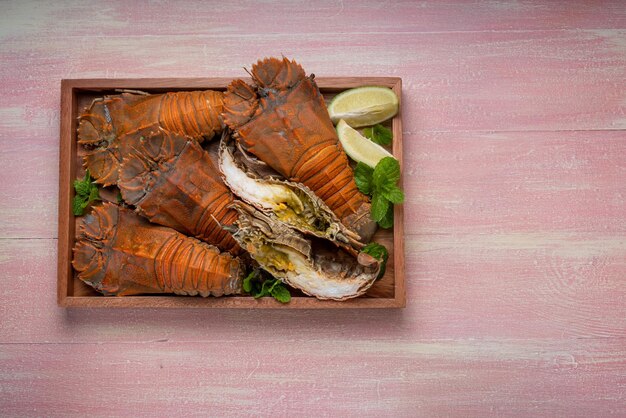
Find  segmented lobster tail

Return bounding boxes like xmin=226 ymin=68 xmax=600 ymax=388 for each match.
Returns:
xmin=159 ymin=90 xmax=224 ymax=140
xmin=77 ymin=90 xmax=225 ymax=186
xmin=223 ymin=57 xmax=378 ymax=242
xmin=118 ymin=128 xmax=243 ymax=255
xmin=73 ymin=203 xmax=244 ymax=296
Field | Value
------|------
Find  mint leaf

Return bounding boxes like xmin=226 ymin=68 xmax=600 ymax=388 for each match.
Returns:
xmin=89 ymin=186 xmax=100 ymax=202
xmin=354 ymin=162 xmax=374 ymax=195
xmin=243 ymin=272 xmax=254 ymax=292
xmin=371 ymin=192 xmax=390 ymax=222
xmin=378 ymin=207 xmax=394 ymax=229
xmin=72 ymin=196 xmax=86 ymax=216
xmin=362 ymin=242 xmax=388 ymax=261
xmin=254 ymin=280 xmax=273 ymax=299
xmin=362 ymin=242 xmax=389 ymax=279
xmin=74 ymin=179 xmax=91 ymax=197
xmin=271 ymin=284 xmax=291 ymax=303
xmin=363 ymin=124 xmax=392 ymax=146
xmin=72 ymin=170 xmax=100 ymax=216
xmin=373 ymin=157 xmax=400 ymax=188
xmin=382 ymin=185 xmax=404 ymax=204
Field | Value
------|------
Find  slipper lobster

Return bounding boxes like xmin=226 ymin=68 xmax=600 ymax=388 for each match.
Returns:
xmin=218 ymin=131 xmax=362 ymax=250
xmin=229 ymin=201 xmax=380 ymax=300
xmin=73 ymin=203 xmax=244 ymax=297
xmin=117 ymin=127 xmax=243 ymax=255
xmin=78 ymin=89 xmax=224 ymax=185
xmin=222 ymin=57 xmax=377 ymax=242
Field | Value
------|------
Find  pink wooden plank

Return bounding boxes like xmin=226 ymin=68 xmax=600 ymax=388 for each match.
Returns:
xmin=2 ymin=235 xmax=624 ymax=343
xmin=2 ymin=0 xmax=625 ymax=38
xmin=3 ymin=130 xmax=625 ymax=240
xmin=1 ymin=3 xmax=625 ymax=415
xmin=1 ymin=30 xmax=624 ymax=135
xmin=404 ymin=130 xmax=626 ymax=235
xmin=1 ymin=32 xmax=624 ymax=238
xmin=0 ymin=339 xmax=624 ymax=416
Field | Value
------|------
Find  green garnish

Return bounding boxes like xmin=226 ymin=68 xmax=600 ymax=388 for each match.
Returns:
xmin=72 ymin=170 xmax=100 ymax=216
xmin=354 ymin=157 xmax=404 ymax=228
xmin=362 ymin=242 xmax=389 ymax=279
xmin=243 ymin=270 xmax=291 ymax=303
xmin=362 ymin=124 xmax=392 ymax=146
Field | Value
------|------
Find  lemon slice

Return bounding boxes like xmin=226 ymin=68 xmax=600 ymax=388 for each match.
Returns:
xmin=336 ymin=119 xmax=394 ymax=168
xmin=328 ymin=86 xmax=399 ymax=127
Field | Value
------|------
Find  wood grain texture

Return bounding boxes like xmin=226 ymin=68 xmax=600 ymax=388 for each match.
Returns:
xmin=1 ymin=339 xmax=625 ymax=417
xmin=2 ymin=30 xmax=626 ymax=239
xmin=56 ymin=78 xmax=403 ymax=308
xmin=1 ymin=0 xmax=625 ymax=416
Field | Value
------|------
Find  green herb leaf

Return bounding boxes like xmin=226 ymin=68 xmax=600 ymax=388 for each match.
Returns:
xmin=362 ymin=242 xmax=389 ymax=279
xmin=381 ymin=185 xmax=404 ymax=204
xmin=363 ymin=124 xmax=392 ymax=146
xmin=354 ymin=162 xmax=374 ymax=195
xmin=89 ymin=186 xmax=100 ymax=202
xmin=72 ymin=170 xmax=100 ymax=216
xmin=242 ymin=271 xmax=254 ymax=293
xmin=370 ymin=192 xmax=390 ymax=222
xmin=244 ymin=270 xmax=290 ymax=302
xmin=378 ymin=207 xmax=394 ymax=229
xmin=72 ymin=196 xmax=85 ymax=216
xmin=73 ymin=179 xmax=91 ymax=197
xmin=353 ymin=156 xmax=402 ymax=230
xmin=254 ymin=280 xmax=273 ymax=299
xmin=270 ymin=284 xmax=291 ymax=303
xmin=373 ymin=157 xmax=401 ymax=187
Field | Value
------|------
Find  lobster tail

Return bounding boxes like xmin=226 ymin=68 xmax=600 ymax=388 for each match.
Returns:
xmin=118 ymin=129 xmax=243 ymax=255
xmin=159 ymin=90 xmax=224 ymax=140
xmin=223 ymin=57 xmax=378 ymax=242
xmin=78 ymin=90 xmax=225 ymax=186
xmin=77 ymin=99 xmax=115 ymax=148
xmin=72 ymin=203 xmax=244 ymax=297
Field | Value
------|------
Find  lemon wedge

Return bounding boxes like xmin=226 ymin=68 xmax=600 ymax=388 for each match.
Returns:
xmin=328 ymin=86 xmax=399 ymax=127
xmin=336 ymin=119 xmax=394 ymax=168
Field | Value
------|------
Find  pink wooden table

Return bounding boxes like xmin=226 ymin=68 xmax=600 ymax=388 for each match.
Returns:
xmin=1 ymin=1 xmax=625 ymax=416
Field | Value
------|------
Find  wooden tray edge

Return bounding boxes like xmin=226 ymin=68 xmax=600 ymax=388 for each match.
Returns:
xmin=57 ymin=77 xmax=405 ymax=309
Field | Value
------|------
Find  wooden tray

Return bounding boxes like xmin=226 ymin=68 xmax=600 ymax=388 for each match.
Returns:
xmin=58 ymin=77 xmax=404 ymax=308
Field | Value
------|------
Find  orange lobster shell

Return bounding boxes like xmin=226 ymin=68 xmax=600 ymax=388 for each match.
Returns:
xmin=73 ymin=203 xmax=243 ymax=297
xmin=78 ymin=90 xmax=224 ymax=186
xmin=222 ymin=57 xmax=377 ymax=242
xmin=117 ymin=128 xmax=242 ymax=255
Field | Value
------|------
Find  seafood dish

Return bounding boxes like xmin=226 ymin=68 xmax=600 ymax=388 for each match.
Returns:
xmin=71 ymin=57 xmax=400 ymax=303
xmin=73 ymin=203 xmax=243 ymax=297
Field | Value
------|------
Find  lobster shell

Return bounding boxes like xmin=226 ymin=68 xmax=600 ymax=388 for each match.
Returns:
xmin=222 ymin=57 xmax=377 ymax=242
xmin=117 ymin=128 xmax=243 ymax=255
xmin=78 ymin=90 xmax=224 ymax=186
xmin=72 ymin=203 xmax=243 ymax=297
